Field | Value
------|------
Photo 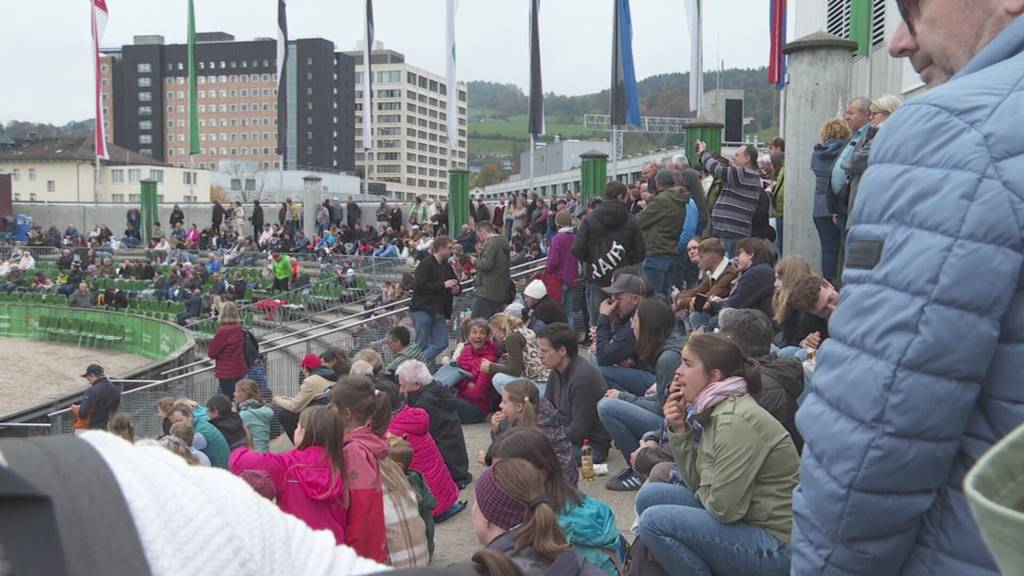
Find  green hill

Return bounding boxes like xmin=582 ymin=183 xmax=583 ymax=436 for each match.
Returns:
xmin=467 ymin=68 xmax=780 ymax=165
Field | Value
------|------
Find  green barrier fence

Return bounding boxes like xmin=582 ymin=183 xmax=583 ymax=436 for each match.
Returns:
xmin=0 ymin=303 xmax=192 ymax=360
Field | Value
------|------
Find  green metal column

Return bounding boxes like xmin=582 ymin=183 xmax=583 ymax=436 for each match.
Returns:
xmin=684 ymin=121 xmax=724 ymax=167
xmin=579 ymin=151 xmax=608 ymax=208
xmin=448 ymin=169 xmax=470 ymax=235
xmin=140 ymin=178 xmax=158 ymax=242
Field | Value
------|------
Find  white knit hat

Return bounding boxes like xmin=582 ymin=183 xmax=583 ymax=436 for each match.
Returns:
xmin=524 ymin=279 xmax=547 ymax=299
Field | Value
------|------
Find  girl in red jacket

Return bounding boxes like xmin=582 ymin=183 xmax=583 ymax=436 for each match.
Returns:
xmin=207 ymin=302 xmax=249 ymax=397
xmin=228 ymin=406 xmax=348 ymax=544
xmin=456 ymin=318 xmax=499 ymax=424
xmin=332 ymin=375 xmax=391 ymax=564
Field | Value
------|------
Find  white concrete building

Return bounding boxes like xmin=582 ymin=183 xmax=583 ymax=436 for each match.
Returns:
xmin=210 ymin=160 xmax=360 ymax=203
xmin=0 ymin=137 xmax=210 ymax=204
xmin=345 ymin=44 xmax=468 ymax=201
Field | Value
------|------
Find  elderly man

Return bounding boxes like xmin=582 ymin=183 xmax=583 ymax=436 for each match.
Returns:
xmin=395 ymin=360 xmax=471 ymax=487
xmin=792 ymin=3 xmax=1024 ymax=575
xmin=68 ymin=282 xmax=94 ymax=309
xmin=828 ymin=96 xmax=872 ymax=238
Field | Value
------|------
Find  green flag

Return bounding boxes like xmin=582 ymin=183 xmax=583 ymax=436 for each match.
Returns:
xmin=187 ymin=0 xmax=200 ymax=155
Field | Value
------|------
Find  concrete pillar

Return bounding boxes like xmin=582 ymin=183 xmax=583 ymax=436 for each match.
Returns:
xmin=580 ymin=151 xmax=608 ymax=208
xmin=302 ymin=174 xmax=321 ymax=239
xmin=782 ymin=32 xmax=858 ymax=273
xmin=140 ymin=178 xmax=158 ymax=242
xmin=448 ymin=169 xmax=470 ymax=235
xmin=683 ymin=121 xmax=725 ymax=167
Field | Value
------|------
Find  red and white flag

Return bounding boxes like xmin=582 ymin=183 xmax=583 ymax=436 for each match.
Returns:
xmin=92 ymin=0 xmax=109 ymax=160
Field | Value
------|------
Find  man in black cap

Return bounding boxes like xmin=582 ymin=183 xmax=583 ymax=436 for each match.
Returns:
xmin=71 ymin=364 xmax=121 ymax=432
xmin=593 ymin=273 xmax=647 ymax=370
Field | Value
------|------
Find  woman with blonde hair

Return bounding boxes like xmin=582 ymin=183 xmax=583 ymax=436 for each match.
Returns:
xmin=811 ymin=117 xmax=852 ymax=281
xmin=353 ymin=348 xmax=384 ymax=375
xmin=845 ymin=94 xmax=903 ymax=226
xmin=482 ymin=313 xmax=550 ymax=396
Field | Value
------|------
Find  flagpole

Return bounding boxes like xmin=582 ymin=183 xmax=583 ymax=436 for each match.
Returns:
xmin=529 ymin=134 xmax=535 ymax=199
xmin=95 ymin=149 xmax=101 ymax=205
xmin=611 ymin=126 xmax=618 ymax=183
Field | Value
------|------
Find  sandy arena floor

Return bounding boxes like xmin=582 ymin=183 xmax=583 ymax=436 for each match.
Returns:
xmin=0 ymin=339 xmax=152 ymax=418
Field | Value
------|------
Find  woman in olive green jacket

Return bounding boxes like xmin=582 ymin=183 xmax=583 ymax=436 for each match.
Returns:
xmin=635 ymin=333 xmax=799 ymax=576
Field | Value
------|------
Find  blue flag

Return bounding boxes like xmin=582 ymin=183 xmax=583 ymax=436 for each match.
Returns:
xmin=611 ymin=0 xmax=640 ymax=127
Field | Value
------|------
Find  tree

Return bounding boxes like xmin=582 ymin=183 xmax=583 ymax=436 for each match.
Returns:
xmin=472 ymin=163 xmax=502 ymax=188
xmin=221 ymin=160 xmax=267 ymax=202
xmin=209 ymin=185 xmax=230 ymax=203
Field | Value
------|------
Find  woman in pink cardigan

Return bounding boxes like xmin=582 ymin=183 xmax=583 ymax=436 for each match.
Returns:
xmin=455 ymin=318 xmax=498 ymax=424
xmin=376 ymin=381 xmax=458 ymax=519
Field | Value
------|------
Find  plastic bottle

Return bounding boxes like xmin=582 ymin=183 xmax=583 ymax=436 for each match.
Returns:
xmin=581 ymin=439 xmax=594 ymax=481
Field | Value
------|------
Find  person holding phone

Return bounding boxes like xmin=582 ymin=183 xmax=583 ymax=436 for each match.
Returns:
xmin=634 ymin=333 xmax=799 ymax=575
xmin=671 ymin=238 xmax=738 ymax=333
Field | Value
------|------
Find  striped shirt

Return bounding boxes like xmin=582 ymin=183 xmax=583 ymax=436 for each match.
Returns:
xmin=703 ymin=152 xmax=764 ymax=239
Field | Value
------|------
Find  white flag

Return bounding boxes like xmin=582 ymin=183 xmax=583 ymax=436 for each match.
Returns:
xmin=685 ymin=0 xmax=703 ymax=114
xmin=446 ymin=0 xmax=458 ymax=164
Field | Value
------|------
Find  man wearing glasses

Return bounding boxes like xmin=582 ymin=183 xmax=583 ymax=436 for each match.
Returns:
xmin=792 ymin=1 xmax=1024 ymax=575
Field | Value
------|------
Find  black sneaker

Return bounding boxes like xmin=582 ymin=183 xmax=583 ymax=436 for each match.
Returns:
xmin=605 ymin=467 xmax=643 ymax=491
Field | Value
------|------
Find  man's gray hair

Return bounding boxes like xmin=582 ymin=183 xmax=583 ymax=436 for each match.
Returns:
xmin=849 ymin=96 xmax=871 ymax=114
xmin=394 ymin=359 xmax=432 ymax=386
xmin=671 ymin=154 xmax=690 ymax=169
xmin=718 ymin=308 xmax=774 ymax=358
xmin=655 ymin=168 xmax=677 ymax=189
xmin=349 ymin=360 xmax=375 ymax=377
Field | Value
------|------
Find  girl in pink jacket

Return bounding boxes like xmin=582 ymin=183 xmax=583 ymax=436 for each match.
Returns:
xmin=229 ymin=406 xmax=348 ymax=544
xmin=456 ymin=318 xmax=499 ymax=424
xmin=333 ymin=375 xmax=392 ymax=564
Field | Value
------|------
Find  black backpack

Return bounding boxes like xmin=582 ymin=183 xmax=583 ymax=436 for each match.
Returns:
xmin=242 ymin=328 xmax=260 ymax=366
xmin=622 ymin=536 xmax=669 ymax=576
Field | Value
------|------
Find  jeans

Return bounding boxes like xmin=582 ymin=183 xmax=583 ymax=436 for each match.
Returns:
xmin=642 ymin=255 xmax=675 ymax=298
xmin=813 ymin=216 xmax=841 ymax=281
xmin=775 ymin=215 xmax=784 ymax=257
xmin=471 ymin=296 xmax=505 ymax=321
xmin=411 ymin=310 xmax=449 ymax=362
xmin=688 ymin=311 xmax=714 ymax=333
xmin=597 ymin=397 xmax=664 ymax=465
xmin=585 ymin=283 xmax=603 ymax=329
xmin=562 ymin=282 xmax=576 ymax=331
xmin=492 ymin=373 xmax=545 ymax=398
xmin=721 ymin=237 xmax=739 ymax=258
xmin=454 ymin=399 xmax=486 ymax=424
xmin=599 ymin=366 xmax=656 ymax=397
xmin=636 ymin=483 xmax=791 ymax=576
xmin=218 ymin=377 xmax=243 ymax=398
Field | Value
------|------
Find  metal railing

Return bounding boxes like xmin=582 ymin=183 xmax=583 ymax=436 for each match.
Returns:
xmin=1 ymin=258 xmax=552 ymax=437
xmin=166 ymin=257 xmax=548 ymax=375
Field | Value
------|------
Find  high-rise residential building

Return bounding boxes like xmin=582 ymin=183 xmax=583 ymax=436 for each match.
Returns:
xmin=344 ymin=46 xmax=468 ymax=200
xmin=100 ymin=32 xmax=354 ymax=175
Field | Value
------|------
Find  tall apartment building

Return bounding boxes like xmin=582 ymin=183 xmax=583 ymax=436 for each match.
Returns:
xmin=100 ymin=32 xmax=355 ymax=175
xmin=344 ymin=46 xmax=468 ymax=200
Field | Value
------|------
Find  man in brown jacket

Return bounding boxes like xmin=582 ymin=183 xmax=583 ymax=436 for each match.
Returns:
xmin=671 ymin=237 xmax=738 ymax=332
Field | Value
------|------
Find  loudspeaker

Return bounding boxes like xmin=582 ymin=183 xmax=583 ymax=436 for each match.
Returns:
xmin=725 ymin=99 xmax=743 ymax=143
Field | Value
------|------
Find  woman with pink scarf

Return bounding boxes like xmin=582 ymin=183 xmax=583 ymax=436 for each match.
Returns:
xmin=633 ymin=333 xmax=799 ymax=576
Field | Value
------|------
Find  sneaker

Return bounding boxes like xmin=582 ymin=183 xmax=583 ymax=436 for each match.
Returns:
xmin=605 ymin=468 xmax=643 ymax=491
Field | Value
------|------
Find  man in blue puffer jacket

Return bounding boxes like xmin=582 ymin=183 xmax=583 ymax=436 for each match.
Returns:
xmin=792 ymin=4 xmax=1024 ymax=575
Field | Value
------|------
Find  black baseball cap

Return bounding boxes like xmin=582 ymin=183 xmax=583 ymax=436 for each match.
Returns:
xmin=81 ymin=364 xmax=105 ymax=377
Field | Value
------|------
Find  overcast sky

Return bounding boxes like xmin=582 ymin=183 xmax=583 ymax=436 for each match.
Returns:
xmin=3 ymin=0 xmax=773 ymax=125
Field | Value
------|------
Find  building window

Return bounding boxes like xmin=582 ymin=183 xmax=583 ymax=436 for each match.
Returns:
xmin=128 ymin=169 xmax=141 ymax=183
xmin=138 ymin=106 xmax=152 ymax=116
xmin=138 ymin=91 xmax=152 ymax=102
xmin=111 ymin=169 xmax=124 ymax=183
xmin=137 ymin=62 xmax=152 ymax=73
xmin=139 ymin=134 xmax=153 ymax=144
xmin=46 ymin=180 xmax=55 ymax=192
xmin=137 ymin=77 xmax=151 ymax=87
xmin=111 ymin=194 xmax=125 ymax=203
xmin=139 ymin=148 xmax=152 ymax=157
xmin=230 ymin=178 xmax=242 ymax=191
xmin=149 ymin=169 xmax=163 ymax=183
xmin=27 ymin=168 xmax=36 ymax=182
